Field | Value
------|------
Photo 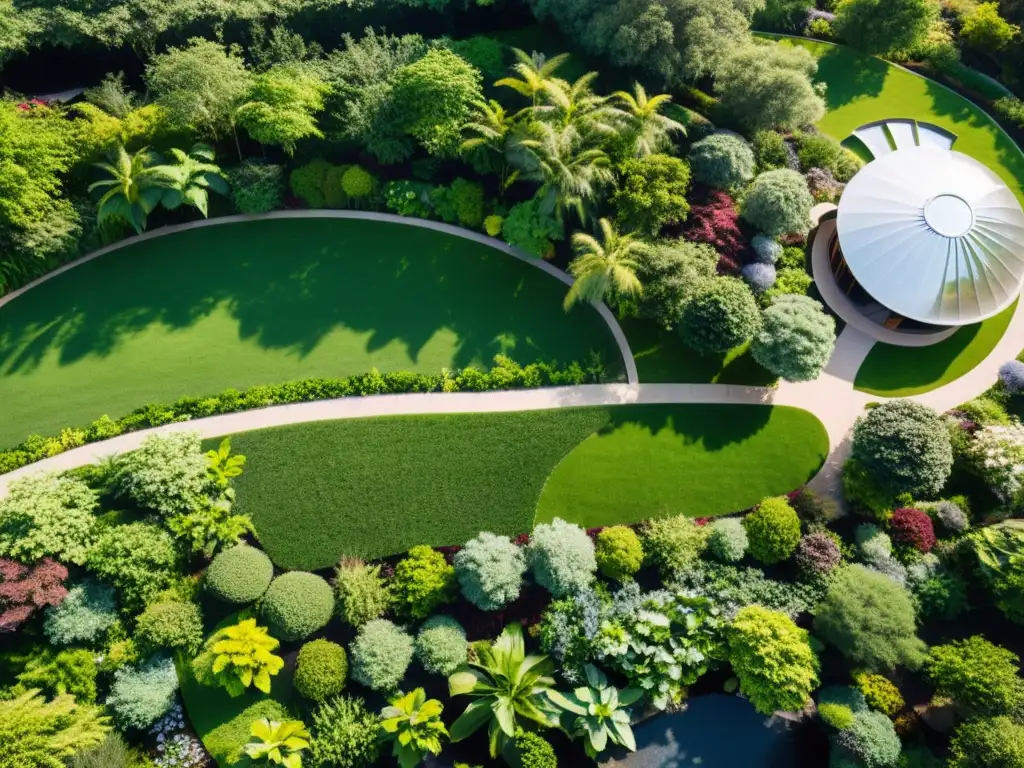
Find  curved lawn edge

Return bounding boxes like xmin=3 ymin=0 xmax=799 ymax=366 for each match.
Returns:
xmin=533 ymin=403 xmax=829 ymax=528
xmin=0 ymin=210 xmax=637 ymax=385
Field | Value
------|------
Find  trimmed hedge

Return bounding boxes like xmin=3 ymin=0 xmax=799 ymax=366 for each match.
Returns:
xmin=0 ymin=356 xmax=606 ymax=474
xmin=205 ymin=545 xmax=274 ymax=605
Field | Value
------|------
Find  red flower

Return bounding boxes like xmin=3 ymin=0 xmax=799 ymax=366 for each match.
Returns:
xmin=889 ymin=508 xmax=936 ymax=553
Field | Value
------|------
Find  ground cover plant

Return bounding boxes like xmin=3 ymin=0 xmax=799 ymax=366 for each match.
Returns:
xmin=222 ymin=403 xmax=827 ymax=567
xmin=0 ymin=217 xmax=624 ymax=448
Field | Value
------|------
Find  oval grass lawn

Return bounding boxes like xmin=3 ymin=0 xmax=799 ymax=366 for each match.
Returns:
xmin=534 ymin=404 xmax=828 ymax=527
xmin=216 ymin=404 xmax=827 ymax=570
xmin=0 ymin=217 xmax=624 ymax=448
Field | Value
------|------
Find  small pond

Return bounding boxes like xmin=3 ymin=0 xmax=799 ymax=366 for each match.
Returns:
xmin=600 ymin=694 xmax=803 ymax=768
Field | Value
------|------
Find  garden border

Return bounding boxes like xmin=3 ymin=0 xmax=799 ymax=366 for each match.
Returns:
xmin=0 ymin=209 xmax=638 ymax=385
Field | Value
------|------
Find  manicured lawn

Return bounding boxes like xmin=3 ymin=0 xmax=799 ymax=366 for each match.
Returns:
xmin=0 ymin=217 xmax=624 ymax=448
xmin=218 ymin=404 xmax=826 ymax=569
xmin=622 ymin=318 xmax=777 ymax=385
xmin=177 ymin=614 xmax=295 ymax=766
xmin=771 ymin=36 xmax=1024 ymax=207
xmin=534 ymin=404 xmax=828 ymax=527
xmin=854 ymin=300 xmax=1018 ymax=396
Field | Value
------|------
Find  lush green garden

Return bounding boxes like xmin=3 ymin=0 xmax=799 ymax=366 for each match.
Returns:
xmin=0 ymin=217 xmax=624 ymax=448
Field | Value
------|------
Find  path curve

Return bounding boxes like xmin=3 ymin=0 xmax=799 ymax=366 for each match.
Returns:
xmin=0 ymin=209 xmax=638 ymax=385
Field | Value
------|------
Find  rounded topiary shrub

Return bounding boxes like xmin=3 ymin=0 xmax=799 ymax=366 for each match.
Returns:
xmin=227 ymin=160 xmax=283 ymax=214
xmin=689 ymin=133 xmax=756 ymax=189
xmin=741 ymin=169 xmax=814 ymax=237
xmin=999 ymin=360 xmax=1024 ymax=394
xmin=341 ymin=165 xmax=375 ymax=198
xmin=751 ymin=295 xmax=836 ymax=383
xmin=741 ymin=262 xmax=776 ymax=294
xmin=205 ymin=545 xmax=274 ymax=605
xmin=391 ymin=545 xmax=457 ymax=621
xmin=833 ymin=710 xmax=901 ymax=768
xmin=751 ymin=234 xmax=782 ymax=264
xmin=642 ymin=514 xmax=710 ymax=576
xmin=414 ymin=615 xmax=468 ymax=675
xmin=743 ymin=497 xmax=801 ymax=564
xmin=294 ymin=639 xmax=348 ymax=702
xmin=678 ymin=277 xmax=761 ymax=354
xmin=528 ymin=518 xmax=597 ymax=597
xmin=708 ymin=518 xmax=748 ymax=563
xmin=890 ymin=508 xmax=936 ymax=553
xmin=934 ymin=500 xmax=968 ymax=536
xmin=261 ymin=571 xmax=335 ymax=642
xmin=454 ymin=532 xmax=526 ymax=611
xmin=350 ymin=619 xmax=414 ymax=691
xmin=794 ymin=532 xmax=842 ymax=577
xmin=135 ymin=600 xmax=203 ymax=656
xmin=595 ymin=526 xmax=644 ymax=581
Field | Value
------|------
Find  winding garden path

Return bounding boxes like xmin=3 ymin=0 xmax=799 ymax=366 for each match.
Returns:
xmin=2 ymin=211 xmax=1022 ymax=507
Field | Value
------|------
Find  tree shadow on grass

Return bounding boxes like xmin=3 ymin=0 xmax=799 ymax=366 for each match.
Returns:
xmin=814 ymin=46 xmax=889 ymax=111
xmin=0 ymin=218 xmax=621 ymax=377
xmin=599 ymin=403 xmax=774 ymax=452
xmin=854 ymin=322 xmax=981 ymax=393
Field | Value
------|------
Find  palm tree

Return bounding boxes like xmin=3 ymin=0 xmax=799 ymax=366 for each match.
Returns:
xmin=612 ymin=83 xmax=686 ymax=157
xmin=460 ymin=99 xmax=519 ymax=193
xmin=88 ymin=146 xmax=175 ymax=234
xmin=495 ymin=47 xmax=570 ymax=107
xmin=538 ymin=72 xmax=623 ymax=139
xmin=564 ymin=218 xmax=646 ymax=310
xmin=513 ymin=122 xmax=614 ymax=225
xmin=159 ymin=143 xmax=229 ymax=217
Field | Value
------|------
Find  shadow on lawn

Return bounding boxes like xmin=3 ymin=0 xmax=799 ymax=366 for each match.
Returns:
xmin=599 ymin=403 xmax=774 ymax=452
xmin=854 ymin=322 xmax=981 ymax=393
xmin=0 ymin=218 xmax=617 ymax=376
xmin=814 ymin=46 xmax=888 ymax=111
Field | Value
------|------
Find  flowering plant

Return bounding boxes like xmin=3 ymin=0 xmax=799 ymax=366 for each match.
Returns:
xmin=969 ymin=422 xmax=1024 ymax=508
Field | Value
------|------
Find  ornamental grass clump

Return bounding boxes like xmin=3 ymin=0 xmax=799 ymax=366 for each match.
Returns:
xmin=391 ymin=546 xmax=457 ymax=621
xmin=350 ymin=619 xmax=414 ymax=692
xmin=333 ymin=558 xmax=391 ymax=628
xmin=261 ymin=572 xmax=335 ymax=642
xmin=453 ymin=532 xmax=525 ymax=611
xmin=294 ymin=639 xmax=348 ymax=702
xmin=595 ymin=525 xmax=645 ymax=581
xmin=414 ymin=615 xmax=467 ymax=676
xmin=528 ymin=518 xmax=597 ymax=597
xmin=205 ymin=545 xmax=274 ymax=605
xmin=642 ymin=514 xmax=709 ymax=576
xmin=707 ymin=518 xmax=748 ymax=563
xmin=743 ymin=497 xmax=801 ymax=564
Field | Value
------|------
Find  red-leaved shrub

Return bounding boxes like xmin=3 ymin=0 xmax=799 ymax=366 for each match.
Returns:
xmin=794 ymin=532 xmax=842 ymax=576
xmin=683 ymin=188 xmax=746 ymax=273
xmin=889 ymin=508 xmax=936 ymax=553
xmin=0 ymin=558 xmax=68 ymax=632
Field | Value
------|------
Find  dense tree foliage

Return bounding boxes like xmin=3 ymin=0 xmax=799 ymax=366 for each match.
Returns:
xmin=834 ymin=0 xmax=938 ymax=55
xmin=612 ymin=154 xmax=691 ymax=236
xmin=678 ymin=277 xmax=761 ymax=353
xmin=751 ymin=295 xmax=836 ymax=382
xmin=926 ymin=636 xmax=1024 ymax=718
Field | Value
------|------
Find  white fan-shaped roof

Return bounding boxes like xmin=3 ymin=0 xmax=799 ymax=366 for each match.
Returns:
xmin=836 ymin=145 xmax=1024 ymax=325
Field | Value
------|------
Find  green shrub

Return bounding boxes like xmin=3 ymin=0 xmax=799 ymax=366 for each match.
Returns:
xmin=15 ymin=647 xmax=99 ymax=704
xmin=612 ymin=154 xmax=691 ymax=236
xmin=833 ymin=710 xmax=901 ymax=768
xmin=642 ymin=514 xmax=710 ymax=576
xmin=322 ymin=164 xmax=351 ymax=208
xmin=135 ymin=601 xmax=203 ymax=656
xmin=261 ymin=572 xmax=335 ymax=641
xmin=44 ymin=580 xmax=117 ymax=645
xmin=106 ymin=654 xmax=179 ymax=729
xmin=819 ymin=702 xmax=855 ymax=729
xmin=743 ymin=497 xmax=801 ymax=564
xmin=688 ymin=133 xmax=756 ymax=189
xmin=708 ymin=518 xmax=748 ymax=563
xmin=0 ymin=472 xmax=98 ymax=565
xmin=949 ymin=716 xmax=1024 ymax=768
xmin=432 ymin=178 xmax=485 ymax=228
xmin=333 ymin=558 xmax=391 ymax=628
xmin=384 ymin=180 xmax=434 ymax=218
xmin=752 ymin=131 xmax=790 ymax=171
xmin=926 ymin=636 xmax=1024 ymax=717
xmin=391 ymin=545 xmax=457 ymax=621
xmin=115 ymin=432 xmax=210 ymax=517
xmin=762 ymin=266 xmax=813 ymax=304
xmin=502 ymin=197 xmax=562 ymax=258
xmin=340 ymin=165 xmax=375 ymax=199
xmin=851 ymin=400 xmax=953 ymax=500
xmin=86 ymin=522 xmax=180 ymax=612
xmin=678 ymin=277 xmax=761 ymax=354
xmin=484 ymin=214 xmax=502 ymax=236
xmin=813 ymin=565 xmax=927 ymax=672
xmin=751 ymin=295 xmax=836 ymax=382
xmin=414 ymin=615 xmax=467 ymax=675
xmin=227 ymin=161 xmax=283 ymax=214
xmin=995 ymin=96 xmax=1024 ymax=129
xmin=309 ymin=695 xmax=379 ymax=768
xmin=295 ymin=639 xmax=348 ymax=702
xmin=290 ymin=159 xmax=331 ymax=207
xmin=514 ymin=730 xmax=558 ymax=768
xmin=205 ymin=544 xmax=274 ymax=604
xmin=595 ymin=526 xmax=645 ymax=581
xmin=854 ymin=673 xmax=904 ymax=716
xmin=448 ymin=35 xmax=505 ymax=78
xmin=69 ymin=733 xmax=153 ymax=768
xmin=350 ymin=619 xmax=414 ymax=691
xmin=741 ymin=169 xmax=813 ymax=237
xmin=454 ymin=532 xmax=525 ymax=611
xmin=528 ymin=518 xmax=597 ymax=597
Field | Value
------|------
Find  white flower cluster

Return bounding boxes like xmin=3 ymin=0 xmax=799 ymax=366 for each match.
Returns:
xmin=970 ymin=422 xmax=1024 ymax=504
xmin=149 ymin=703 xmax=209 ymax=768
